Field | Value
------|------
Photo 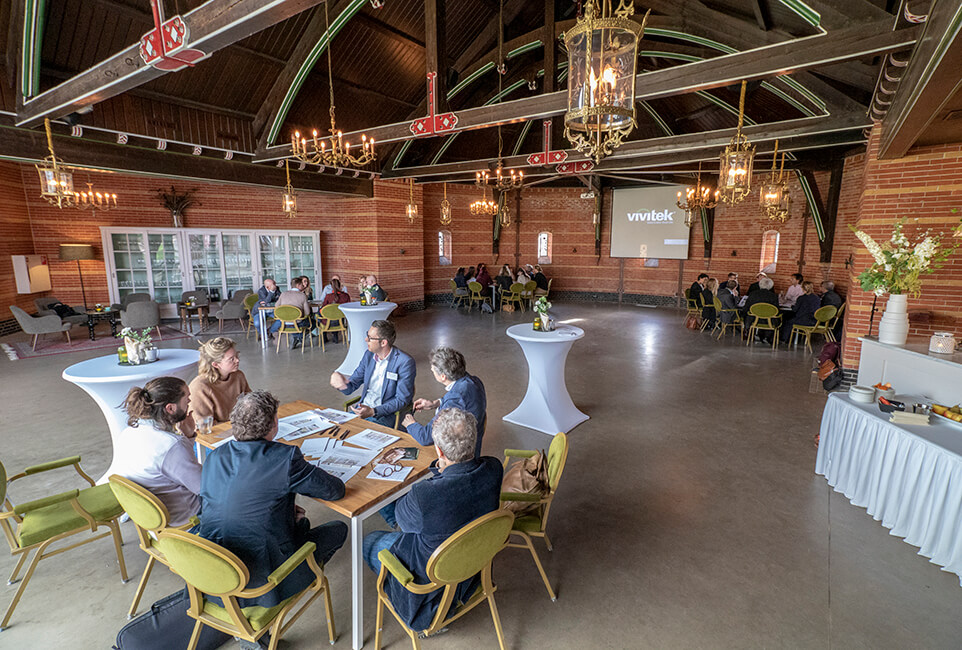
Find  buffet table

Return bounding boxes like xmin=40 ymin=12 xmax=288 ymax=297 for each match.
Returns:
xmin=815 ymin=393 xmax=962 ymax=583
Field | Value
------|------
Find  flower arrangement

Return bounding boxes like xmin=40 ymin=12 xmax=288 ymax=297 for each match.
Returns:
xmin=850 ymin=219 xmax=961 ymax=297
xmin=534 ymin=296 xmax=552 ymax=315
xmin=117 ymin=327 xmax=153 ymax=344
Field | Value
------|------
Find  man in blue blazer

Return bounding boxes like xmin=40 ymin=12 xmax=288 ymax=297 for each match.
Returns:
xmin=403 ymin=346 xmax=486 ymax=457
xmin=198 ymin=391 xmax=347 ymax=608
xmin=363 ymin=408 xmax=502 ymax=633
xmin=330 ymin=319 xmax=416 ymax=429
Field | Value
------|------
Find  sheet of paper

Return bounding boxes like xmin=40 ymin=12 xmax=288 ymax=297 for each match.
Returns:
xmin=300 ymin=437 xmax=342 ymax=458
xmin=345 ymin=428 xmax=400 ymax=451
xmin=277 ymin=412 xmax=335 ymax=440
xmin=365 ymin=464 xmax=413 ymax=482
xmin=309 ymin=460 xmax=364 ymax=483
xmin=315 ymin=408 xmax=358 ymax=424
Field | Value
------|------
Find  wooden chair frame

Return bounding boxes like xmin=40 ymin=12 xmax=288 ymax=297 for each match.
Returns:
xmin=0 ymin=456 xmax=128 ymax=629
xmin=273 ymin=305 xmax=313 ymax=354
xmin=374 ymin=510 xmax=514 ymax=650
xmin=499 ymin=432 xmax=569 ymax=601
xmin=745 ymin=303 xmax=782 ymax=349
xmin=157 ymin=528 xmax=335 ymax=650
xmin=318 ymin=304 xmax=349 ymax=352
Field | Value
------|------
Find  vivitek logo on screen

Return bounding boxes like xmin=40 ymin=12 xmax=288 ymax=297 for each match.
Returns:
xmin=626 ymin=210 xmax=675 ymax=222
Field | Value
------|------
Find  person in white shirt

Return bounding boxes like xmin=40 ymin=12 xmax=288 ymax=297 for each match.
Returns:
xmin=779 ymin=273 xmax=805 ymax=308
xmin=319 ymin=274 xmax=341 ymax=301
xmin=112 ymin=376 xmax=201 ymax=526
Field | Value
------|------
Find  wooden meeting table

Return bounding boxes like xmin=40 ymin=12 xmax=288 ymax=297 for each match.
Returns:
xmin=195 ymin=400 xmax=437 ymax=650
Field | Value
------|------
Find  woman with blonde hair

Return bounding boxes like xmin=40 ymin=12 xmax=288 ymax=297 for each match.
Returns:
xmin=701 ymin=278 xmax=719 ymax=330
xmin=187 ymin=337 xmax=251 ymax=424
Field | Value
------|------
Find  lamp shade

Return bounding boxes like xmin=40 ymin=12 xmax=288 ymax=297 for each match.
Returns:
xmin=59 ymin=243 xmax=95 ymax=262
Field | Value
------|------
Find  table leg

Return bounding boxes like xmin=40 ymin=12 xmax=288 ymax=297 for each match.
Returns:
xmin=259 ymin=308 xmax=267 ymax=350
xmin=87 ymin=316 xmax=96 ymax=341
xmin=351 ymin=516 xmax=364 ymax=650
xmin=110 ymin=317 xmax=118 ymax=337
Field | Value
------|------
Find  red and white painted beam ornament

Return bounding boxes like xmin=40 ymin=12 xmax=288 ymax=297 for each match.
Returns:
xmin=526 ymin=120 xmax=568 ymax=166
xmin=139 ymin=0 xmax=206 ymax=71
xmin=410 ymin=72 xmax=459 ymax=137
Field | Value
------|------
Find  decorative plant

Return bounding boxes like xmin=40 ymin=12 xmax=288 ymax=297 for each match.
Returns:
xmin=534 ymin=296 xmax=552 ymax=315
xmin=117 ymin=327 xmax=153 ymax=345
xmin=156 ymin=186 xmax=198 ymax=227
xmin=850 ymin=218 xmax=961 ymax=297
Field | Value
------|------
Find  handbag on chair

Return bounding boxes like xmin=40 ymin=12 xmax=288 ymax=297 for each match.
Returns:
xmin=500 ymin=451 xmax=549 ymax=516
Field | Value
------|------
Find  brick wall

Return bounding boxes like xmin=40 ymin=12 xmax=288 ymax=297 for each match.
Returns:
xmin=0 ymin=161 xmax=41 ymax=325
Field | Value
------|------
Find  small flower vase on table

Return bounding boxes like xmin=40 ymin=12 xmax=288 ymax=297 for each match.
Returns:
xmin=124 ymin=337 xmax=142 ymax=364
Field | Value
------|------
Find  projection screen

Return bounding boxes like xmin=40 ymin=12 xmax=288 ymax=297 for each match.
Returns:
xmin=609 ymin=185 xmax=691 ymax=259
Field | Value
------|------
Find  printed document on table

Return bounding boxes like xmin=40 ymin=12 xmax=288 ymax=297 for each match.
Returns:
xmin=300 ymin=437 xmax=344 ymax=458
xmin=315 ymin=408 xmax=358 ymax=424
xmin=366 ymin=464 xmax=413 ymax=482
xmin=277 ymin=411 xmax=335 ymax=440
xmin=346 ymin=429 xmax=400 ymax=451
xmin=308 ymin=460 xmax=363 ymax=483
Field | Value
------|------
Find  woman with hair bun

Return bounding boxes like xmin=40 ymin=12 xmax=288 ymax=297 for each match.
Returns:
xmin=187 ymin=337 xmax=251 ymax=424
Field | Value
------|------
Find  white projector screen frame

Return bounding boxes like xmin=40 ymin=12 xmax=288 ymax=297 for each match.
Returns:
xmin=609 ymin=185 xmax=691 ymax=260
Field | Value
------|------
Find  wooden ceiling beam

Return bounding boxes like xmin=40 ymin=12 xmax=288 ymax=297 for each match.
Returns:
xmin=878 ymin=2 xmax=962 ymax=159
xmin=797 ymin=0 xmax=894 ymax=30
xmin=542 ymin=0 xmax=556 ymax=94
xmin=255 ymin=19 xmax=918 ymax=161
xmin=751 ymin=0 xmax=771 ymax=32
xmin=0 ymin=121 xmax=372 ymax=197
xmin=17 ymin=0 xmax=327 ymax=129
xmin=356 ymin=12 xmax=424 ymax=50
xmin=5 ymin=0 xmax=21 ymax=90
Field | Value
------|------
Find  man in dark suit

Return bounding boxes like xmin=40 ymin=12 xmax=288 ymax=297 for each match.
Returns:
xmin=688 ymin=273 xmax=708 ymax=306
xmin=742 ymin=276 xmax=780 ymax=343
xmin=330 ymin=319 xmax=416 ymax=429
xmin=403 ymin=347 xmax=487 ymax=457
xmin=820 ymin=281 xmax=843 ymax=308
xmin=362 ymin=408 xmax=502 ymax=633
xmin=722 ymin=272 xmax=740 ymax=293
xmin=747 ymin=272 xmax=768 ymax=295
xmin=197 ymin=391 xmax=347 ymax=609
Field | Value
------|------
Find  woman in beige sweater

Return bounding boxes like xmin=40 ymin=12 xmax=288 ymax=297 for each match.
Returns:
xmin=188 ymin=337 xmax=251 ymax=424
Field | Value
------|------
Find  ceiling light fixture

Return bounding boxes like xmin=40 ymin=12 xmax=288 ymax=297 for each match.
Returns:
xmin=440 ymin=182 xmax=452 ymax=225
xmin=406 ymin=178 xmax=418 ymax=222
xmin=282 ymin=160 xmax=297 ymax=218
xmin=676 ymin=162 xmax=718 ymax=227
xmin=759 ymin=140 xmax=790 ymax=222
xmin=718 ymin=80 xmax=756 ymax=205
xmin=36 ymin=118 xmax=118 ymax=210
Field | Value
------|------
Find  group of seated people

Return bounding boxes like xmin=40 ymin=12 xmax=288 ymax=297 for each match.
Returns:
xmin=112 ymin=322 xmax=496 ymax=641
xmin=454 ymin=263 xmax=550 ymax=304
xmin=690 ymin=271 xmax=844 ymax=344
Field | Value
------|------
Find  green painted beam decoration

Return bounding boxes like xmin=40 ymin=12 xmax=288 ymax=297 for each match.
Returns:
xmin=21 ymin=0 xmax=46 ymax=98
xmin=796 ymin=171 xmax=825 ymax=241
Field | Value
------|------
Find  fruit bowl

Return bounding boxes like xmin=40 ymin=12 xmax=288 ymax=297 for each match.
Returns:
xmin=931 ymin=404 xmax=962 ymax=430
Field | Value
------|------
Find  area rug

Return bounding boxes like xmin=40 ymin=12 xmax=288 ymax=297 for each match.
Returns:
xmin=8 ymin=325 xmax=192 ymax=359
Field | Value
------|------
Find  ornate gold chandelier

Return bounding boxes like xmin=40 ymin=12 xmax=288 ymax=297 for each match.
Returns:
xmin=36 ymin=118 xmax=118 ymax=210
xmin=676 ymin=162 xmax=718 ymax=227
xmin=759 ymin=140 xmax=790 ymax=222
xmin=282 ymin=160 xmax=297 ymax=218
xmin=564 ymin=1 xmax=648 ymax=163
xmin=718 ymin=80 xmax=756 ymax=205
xmin=290 ymin=2 xmax=375 ymax=169
xmin=470 ymin=173 xmax=498 ymax=216
xmin=440 ymin=182 xmax=452 ymax=225
xmin=405 ymin=178 xmax=418 ymax=222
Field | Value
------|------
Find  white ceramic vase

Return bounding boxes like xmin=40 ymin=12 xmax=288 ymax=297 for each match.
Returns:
xmin=124 ymin=338 xmax=143 ymax=364
xmin=540 ymin=314 xmax=550 ymax=331
xmin=878 ymin=293 xmax=909 ymax=346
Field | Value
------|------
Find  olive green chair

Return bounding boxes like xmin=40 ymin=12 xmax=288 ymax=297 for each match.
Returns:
xmin=684 ymin=288 xmax=700 ymax=320
xmin=374 ymin=510 xmax=515 ymax=650
xmin=826 ymin=302 xmax=846 ymax=342
xmin=745 ymin=303 xmax=783 ymax=349
xmin=467 ymin=281 xmax=491 ymax=311
xmin=713 ymin=296 xmax=744 ymax=340
xmin=500 ymin=282 xmax=525 ymax=313
xmin=108 ymin=475 xmax=198 ymax=619
xmin=318 ymin=303 xmax=348 ymax=352
xmin=499 ymin=432 xmax=569 ymax=601
xmin=699 ymin=292 xmax=716 ymax=332
xmin=790 ymin=305 xmax=838 ymax=352
xmin=273 ymin=305 xmax=312 ymax=354
xmin=449 ymin=280 xmax=467 ymax=308
xmin=522 ymin=280 xmax=537 ymax=310
xmin=157 ymin=528 xmax=336 ymax=650
xmin=0 ymin=456 xmax=128 ymax=629
xmin=243 ymin=293 xmax=260 ymax=339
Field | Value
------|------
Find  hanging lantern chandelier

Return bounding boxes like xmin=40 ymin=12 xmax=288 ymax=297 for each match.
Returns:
xmin=676 ymin=161 xmax=718 ymax=227
xmin=759 ymin=140 xmax=790 ymax=222
xmin=36 ymin=118 xmax=119 ymax=210
xmin=72 ymin=181 xmax=119 ymax=211
xmin=470 ymin=173 xmax=498 ymax=216
xmin=440 ymin=182 xmax=452 ymax=225
xmin=290 ymin=2 xmax=375 ymax=169
xmin=405 ymin=178 xmax=418 ymax=223
xmin=718 ymin=80 xmax=756 ymax=205
xmin=497 ymin=191 xmax=511 ymax=228
xmin=282 ymin=160 xmax=297 ymax=218
xmin=564 ymin=1 xmax=649 ymax=164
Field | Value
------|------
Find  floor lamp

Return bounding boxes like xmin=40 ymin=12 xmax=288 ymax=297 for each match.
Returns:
xmin=59 ymin=243 xmax=95 ymax=311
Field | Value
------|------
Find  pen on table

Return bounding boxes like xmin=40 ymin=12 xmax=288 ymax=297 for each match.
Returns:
xmin=328 ymin=426 xmax=340 ymax=438
xmin=340 ymin=429 xmax=350 ymax=440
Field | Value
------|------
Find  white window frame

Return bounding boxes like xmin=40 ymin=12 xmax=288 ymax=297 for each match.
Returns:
xmin=438 ymin=230 xmax=452 ymax=266
xmin=759 ymin=230 xmax=780 ymax=273
xmin=537 ymin=231 xmax=552 ymax=264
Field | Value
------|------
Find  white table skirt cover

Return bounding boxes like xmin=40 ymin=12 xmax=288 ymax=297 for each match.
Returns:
xmin=336 ymin=301 xmax=397 ymax=375
xmin=815 ymin=393 xmax=962 ymax=583
xmin=502 ymin=323 xmax=588 ymax=435
xmin=62 ymin=348 xmax=199 ymax=482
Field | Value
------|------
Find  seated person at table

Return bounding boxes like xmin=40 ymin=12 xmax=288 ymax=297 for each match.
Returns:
xmin=465 ymin=266 xmax=476 ymax=283
xmin=113 ymin=377 xmax=200 ymax=526
xmin=718 ymin=280 xmax=740 ymax=324
xmin=742 ymin=276 xmax=779 ymax=343
xmin=198 ymin=391 xmax=347 ymax=610
xmin=820 ymin=281 xmax=843 ymax=308
xmin=475 ymin=263 xmax=492 ymax=288
xmin=299 ymin=275 xmax=314 ymax=301
xmin=320 ymin=273 xmax=341 ymax=301
xmin=701 ymin=278 xmax=718 ymax=329
xmin=362 ymin=408 xmax=502 ymax=633
xmin=270 ymin=277 xmax=314 ymax=349
xmin=747 ymin=272 xmax=767 ymax=295
xmin=722 ymin=272 xmax=740 ymax=293
xmin=781 ymin=281 xmax=821 ymax=342
xmin=495 ymin=265 xmax=515 ymax=293
xmin=516 ymin=266 xmax=531 ymax=284
xmin=255 ymin=277 xmax=282 ymax=339
xmin=779 ymin=273 xmax=805 ymax=308
xmin=330 ymin=319 xmax=416 ymax=430
xmin=402 ymin=347 xmax=486 ymax=457
xmin=689 ymin=273 xmax=708 ymax=307
xmin=364 ymin=274 xmax=387 ymax=301
xmin=453 ymin=267 xmax=468 ymax=290
xmin=319 ymin=278 xmax=350 ymax=342
xmin=533 ymin=265 xmax=549 ymax=296
xmin=188 ymin=337 xmax=250 ymax=424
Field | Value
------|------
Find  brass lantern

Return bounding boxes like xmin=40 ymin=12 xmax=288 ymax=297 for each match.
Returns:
xmin=406 ymin=178 xmax=418 ymax=223
xmin=440 ymin=182 xmax=452 ymax=225
xmin=282 ymin=160 xmax=297 ymax=218
xmin=36 ymin=118 xmax=75 ymax=208
xmin=676 ymin=162 xmax=718 ymax=227
xmin=564 ymin=1 xmax=649 ymax=163
xmin=759 ymin=140 xmax=790 ymax=222
xmin=718 ymin=80 xmax=755 ymax=204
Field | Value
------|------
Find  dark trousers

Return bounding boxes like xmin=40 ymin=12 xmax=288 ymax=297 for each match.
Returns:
xmin=300 ymin=518 xmax=349 ymax=566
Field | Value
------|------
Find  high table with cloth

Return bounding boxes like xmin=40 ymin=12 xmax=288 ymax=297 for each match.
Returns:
xmin=335 ymin=301 xmax=397 ymax=374
xmin=815 ymin=393 xmax=962 ymax=583
xmin=196 ymin=400 xmax=437 ymax=650
xmin=61 ymin=348 xmax=199 ymax=483
xmin=503 ymin=324 xmax=588 ymax=435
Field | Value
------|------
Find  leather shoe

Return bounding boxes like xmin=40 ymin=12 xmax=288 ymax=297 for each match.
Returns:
xmin=291 ymin=339 xmax=302 ymax=350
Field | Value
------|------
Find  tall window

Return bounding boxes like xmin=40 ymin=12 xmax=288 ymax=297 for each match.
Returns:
xmin=760 ymin=230 xmax=780 ymax=273
xmin=538 ymin=231 xmax=552 ymax=264
xmin=438 ymin=230 xmax=452 ymax=265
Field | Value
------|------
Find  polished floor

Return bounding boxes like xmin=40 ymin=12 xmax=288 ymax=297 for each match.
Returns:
xmin=1 ymin=303 xmax=960 ymax=648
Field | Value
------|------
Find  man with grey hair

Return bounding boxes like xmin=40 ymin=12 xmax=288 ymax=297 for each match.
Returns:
xmin=820 ymin=281 xmax=843 ymax=308
xmin=197 ymin=391 xmax=347 ymax=611
xmin=742 ymin=276 xmax=779 ymax=343
xmin=403 ymin=346 xmax=486 ymax=457
xmin=362 ymin=407 xmax=502 ymax=632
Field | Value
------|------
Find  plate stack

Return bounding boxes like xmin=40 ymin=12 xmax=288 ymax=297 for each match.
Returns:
xmin=849 ymin=385 xmax=875 ymax=404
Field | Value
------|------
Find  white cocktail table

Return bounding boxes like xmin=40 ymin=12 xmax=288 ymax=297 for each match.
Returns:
xmin=336 ymin=301 xmax=397 ymax=374
xmin=503 ymin=324 xmax=588 ymax=435
xmin=62 ymin=348 xmax=199 ymax=482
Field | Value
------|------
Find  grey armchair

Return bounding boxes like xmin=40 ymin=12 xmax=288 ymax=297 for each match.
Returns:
xmin=34 ymin=297 xmax=87 ymax=326
xmin=179 ymin=289 xmax=209 ymax=306
xmin=214 ymin=291 xmax=251 ymax=332
xmin=9 ymin=306 xmax=73 ymax=351
xmin=120 ymin=300 xmax=163 ymax=340
xmin=110 ymin=292 xmax=151 ymax=312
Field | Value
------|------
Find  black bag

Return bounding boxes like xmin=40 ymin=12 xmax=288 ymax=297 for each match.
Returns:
xmin=816 ymin=342 xmax=844 ymax=390
xmin=50 ymin=302 xmax=78 ymax=318
xmin=113 ymin=589 xmax=232 ymax=650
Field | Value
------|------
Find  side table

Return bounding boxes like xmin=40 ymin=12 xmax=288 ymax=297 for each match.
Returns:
xmin=85 ymin=309 xmax=120 ymax=340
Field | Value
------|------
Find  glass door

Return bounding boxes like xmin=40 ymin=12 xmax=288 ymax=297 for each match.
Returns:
xmin=289 ymin=235 xmax=317 ymax=288
xmin=187 ymin=233 xmax=224 ymax=302
xmin=258 ymin=234 xmax=289 ymax=289
xmin=222 ymin=233 xmax=254 ymax=299
xmin=146 ymin=233 xmax=184 ymax=305
xmin=110 ymin=233 xmax=150 ymax=300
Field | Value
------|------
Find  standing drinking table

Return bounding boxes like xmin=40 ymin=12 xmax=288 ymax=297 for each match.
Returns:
xmin=61 ymin=348 xmax=199 ymax=482
xmin=336 ymin=302 xmax=396 ymax=374
xmin=503 ymin=324 xmax=588 ymax=435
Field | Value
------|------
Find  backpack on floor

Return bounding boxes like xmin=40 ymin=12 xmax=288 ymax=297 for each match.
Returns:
xmin=481 ymin=302 xmax=494 ymax=313
xmin=113 ymin=589 xmax=231 ymax=650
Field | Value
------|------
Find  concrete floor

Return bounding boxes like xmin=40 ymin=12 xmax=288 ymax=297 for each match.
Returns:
xmin=1 ymin=303 xmax=960 ymax=649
